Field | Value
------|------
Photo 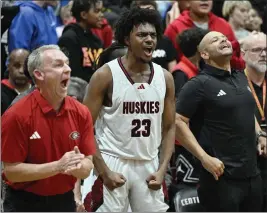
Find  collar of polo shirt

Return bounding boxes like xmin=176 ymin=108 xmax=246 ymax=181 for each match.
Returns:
xmin=202 ymin=64 xmax=238 ymax=77
xmin=33 ymin=89 xmax=73 ymax=115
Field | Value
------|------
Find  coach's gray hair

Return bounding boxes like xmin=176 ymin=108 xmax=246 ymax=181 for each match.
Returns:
xmin=27 ymin=45 xmax=60 ymax=82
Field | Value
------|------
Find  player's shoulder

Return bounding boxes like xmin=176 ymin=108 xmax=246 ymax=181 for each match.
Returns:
xmin=93 ymin=63 xmax=112 ymax=81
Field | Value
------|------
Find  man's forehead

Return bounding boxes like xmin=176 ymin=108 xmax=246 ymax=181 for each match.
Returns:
xmin=133 ymin=23 xmax=156 ymax=32
xmin=43 ymin=49 xmax=67 ymax=61
xmin=94 ymin=1 xmax=102 ymax=8
xmin=243 ymin=34 xmax=267 ymax=49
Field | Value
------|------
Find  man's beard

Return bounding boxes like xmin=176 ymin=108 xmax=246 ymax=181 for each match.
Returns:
xmin=246 ymin=59 xmax=267 ymax=73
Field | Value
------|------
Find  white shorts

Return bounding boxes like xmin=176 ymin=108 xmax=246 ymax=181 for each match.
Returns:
xmin=86 ymin=153 xmax=168 ymax=212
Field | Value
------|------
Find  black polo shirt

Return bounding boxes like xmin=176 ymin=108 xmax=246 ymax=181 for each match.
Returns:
xmin=176 ymin=64 xmax=259 ymax=179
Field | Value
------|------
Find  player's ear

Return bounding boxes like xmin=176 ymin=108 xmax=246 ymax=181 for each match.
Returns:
xmin=124 ymin=36 xmax=130 ymax=46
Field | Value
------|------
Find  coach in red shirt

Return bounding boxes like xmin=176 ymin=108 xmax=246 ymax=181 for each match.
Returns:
xmin=1 ymin=45 xmax=96 ymax=212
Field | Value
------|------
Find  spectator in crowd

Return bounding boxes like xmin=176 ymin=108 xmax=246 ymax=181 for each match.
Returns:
xmin=164 ymin=0 xmax=245 ymax=70
xmin=1 ymin=49 xmax=31 ymax=115
xmin=91 ymin=19 xmax=113 ymax=48
xmin=8 ymin=0 xmax=58 ymax=53
xmin=242 ymin=32 xmax=267 ymax=212
xmin=1 ymin=45 xmax=95 ymax=212
xmin=56 ymin=0 xmax=76 ymax=37
xmin=132 ymin=0 xmax=177 ymax=71
xmin=175 ymin=31 xmax=266 ymax=211
xmin=56 ymin=0 xmax=113 ymax=48
xmin=245 ymin=7 xmax=263 ymax=32
xmin=172 ymin=28 xmax=209 ymax=94
xmin=1 ymin=3 xmax=20 ymax=79
xmin=58 ymin=0 xmax=104 ymax=83
xmin=165 ymin=0 xmax=190 ymax=27
xmin=222 ymin=1 xmax=252 ymax=41
xmin=167 ymin=27 xmax=208 ymax=212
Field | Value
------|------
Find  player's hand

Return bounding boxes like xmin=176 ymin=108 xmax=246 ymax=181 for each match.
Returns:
xmin=258 ymin=136 xmax=267 ymax=157
xmin=57 ymin=149 xmax=85 ymax=173
xmin=200 ymin=154 xmax=224 ymax=180
xmin=146 ymin=170 xmax=164 ymax=190
xmin=75 ymin=200 xmax=86 ymax=212
xmin=101 ymin=170 xmax=126 ymax=191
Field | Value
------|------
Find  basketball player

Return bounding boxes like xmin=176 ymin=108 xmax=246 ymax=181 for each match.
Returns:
xmin=83 ymin=7 xmax=175 ymax=212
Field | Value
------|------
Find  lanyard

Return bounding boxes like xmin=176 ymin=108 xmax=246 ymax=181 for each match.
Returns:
xmin=245 ymin=70 xmax=266 ymax=121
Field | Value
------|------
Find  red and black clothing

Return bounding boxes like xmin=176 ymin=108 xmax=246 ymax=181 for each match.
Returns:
xmin=58 ymin=23 xmax=103 ymax=82
xmin=1 ymin=79 xmax=19 ymax=115
xmin=164 ymin=11 xmax=245 ymax=70
xmin=1 ymin=89 xmax=96 ymax=211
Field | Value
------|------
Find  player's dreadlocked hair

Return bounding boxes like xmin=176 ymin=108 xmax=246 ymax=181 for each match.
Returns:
xmin=97 ymin=42 xmax=127 ymax=69
xmin=114 ymin=6 xmax=163 ymax=46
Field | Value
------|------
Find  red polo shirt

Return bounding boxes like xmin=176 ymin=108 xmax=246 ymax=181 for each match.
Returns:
xmin=1 ymin=89 xmax=96 ymax=196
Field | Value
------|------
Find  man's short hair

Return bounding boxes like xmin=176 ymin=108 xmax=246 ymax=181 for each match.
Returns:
xmin=222 ymin=1 xmax=252 ymax=18
xmin=177 ymin=28 xmax=209 ymax=58
xmin=131 ymin=0 xmax=158 ymax=10
xmin=71 ymin=0 xmax=98 ymax=22
xmin=27 ymin=45 xmax=60 ymax=82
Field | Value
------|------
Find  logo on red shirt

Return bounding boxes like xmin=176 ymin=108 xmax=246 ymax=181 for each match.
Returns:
xmin=69 ymin=131 xmax=80 ymax=140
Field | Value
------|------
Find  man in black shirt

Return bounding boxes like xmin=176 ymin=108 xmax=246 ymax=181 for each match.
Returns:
xmin=242 ymin=32 xmax=267 ymax=212
xmin=175 ymin=31 xmax=266 ymax=211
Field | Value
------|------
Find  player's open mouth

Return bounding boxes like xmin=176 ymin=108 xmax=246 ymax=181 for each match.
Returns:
xmin=144 ymin=47 xmax=153 ymax=57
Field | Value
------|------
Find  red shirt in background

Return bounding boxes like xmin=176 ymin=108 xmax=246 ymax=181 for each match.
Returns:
xmin=91 ymin=18 xmax=113 ymax=48
xmin=1 ymin=89 xmax=96 ymax=196
xmin=165 ymin=11 xmax=245 ymax=70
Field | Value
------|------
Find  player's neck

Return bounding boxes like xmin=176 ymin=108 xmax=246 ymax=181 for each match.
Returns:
xmin=124 ymin=53 xmax=150 ymax=73
xmin=246 ymin=66 xmax=265 ymax=86
xmin=190 ymin=11 xmax=209 ymax=23
xmin=229 ymin=18 xmax=242 ymax=31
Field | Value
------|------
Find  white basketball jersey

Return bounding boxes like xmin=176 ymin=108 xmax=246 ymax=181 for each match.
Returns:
xmin=95 ymin=58 xmax=166 ymax=160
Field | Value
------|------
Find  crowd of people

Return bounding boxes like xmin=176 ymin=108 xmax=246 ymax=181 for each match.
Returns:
xmin=1 ymin=0 xmax=267 ymax=212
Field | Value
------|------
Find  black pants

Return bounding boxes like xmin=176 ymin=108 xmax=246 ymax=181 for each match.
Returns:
xmin=259 ymin=156 xmax=267 ymax=212
xmin=3 ymin=186 xmax=76 ymax=212
xmin=197 ymin=171 xmax=263 ymax=212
